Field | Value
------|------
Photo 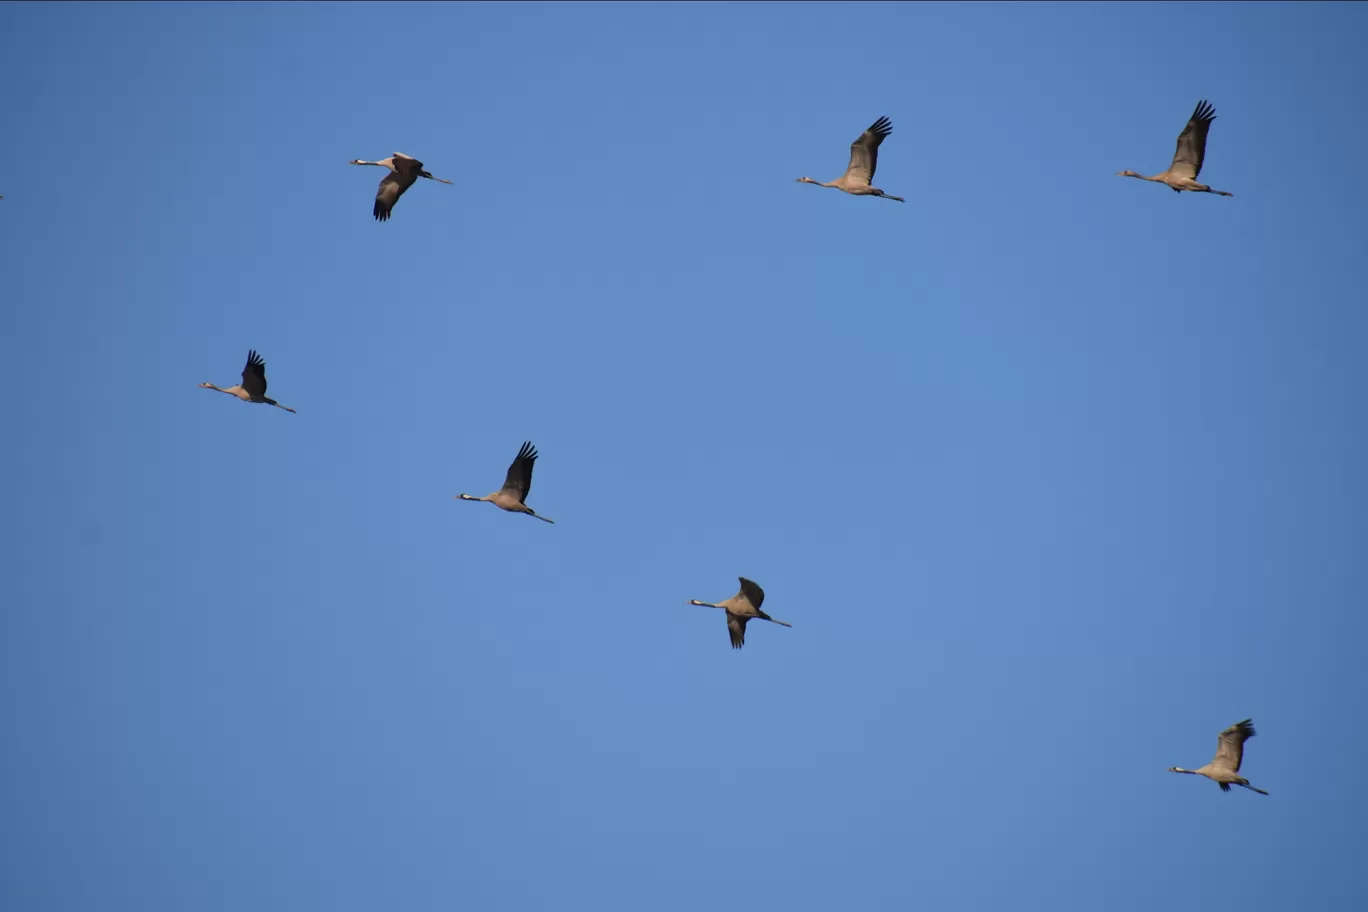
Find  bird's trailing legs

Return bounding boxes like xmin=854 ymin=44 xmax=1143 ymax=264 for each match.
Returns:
xmin=1181 ymin=179 xmax=1233 ymax=197
xmin=1118 ymin=170 xmax=1232 ymax=197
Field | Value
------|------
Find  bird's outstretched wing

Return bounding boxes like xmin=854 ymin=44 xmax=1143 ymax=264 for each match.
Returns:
xmin=1170 ymin=100 xmax=1216 ymax=180
xmin=1212 ymin=718 xmax=1255 ymax=772
xmin=241 ymin=350 xmax=268 ymax=398
xmin=374 ymin=169 xmax=418 ymax=222
xmin=727 ymin=613 xmax=748 ymax=650
xmin=845 ymin=116 xmax=893 ymax=188
xmin=738 ymin=577 xmax=766 ymax=611
xmin=502 ymin=441 xmax=539 ymax=503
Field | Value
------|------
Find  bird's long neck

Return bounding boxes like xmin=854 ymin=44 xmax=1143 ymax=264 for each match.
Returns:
xmin=203 ymin=384 xmax=230 ymax=394
xmin=1170 ymin=767 xmax=1196 ymax=774
xmin=457 ymin=493 xmax=487 ymax=502
xmin=690 ymin=600 xmax=720 ymax=609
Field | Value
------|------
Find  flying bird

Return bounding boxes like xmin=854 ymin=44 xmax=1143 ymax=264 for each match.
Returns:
xmin=796 ymin=116 xmax=904 ymax=202
xmin=455 ymin=441 xmax=555 ymax=523
xmin=1168 ymin=718 xmax=1269 ymax=795
xmin=199 ymin=350 xmax=296 ymax=414
xmin=349 ymin=152 xmax=453 ymax=222
xmin=687 ymin=576 xmax=792 ymax=650
xmin=1117 ymin=100 xmax=1234 ymax=196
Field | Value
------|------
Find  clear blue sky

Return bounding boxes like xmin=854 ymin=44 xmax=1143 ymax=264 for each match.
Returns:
xmin=3 ymin=2 xmax=1366 ymax=909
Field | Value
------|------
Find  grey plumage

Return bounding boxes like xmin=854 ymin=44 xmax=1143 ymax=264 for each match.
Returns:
xmin=1117 ymin=100 xmax=1233 ymax=196
xmin=455 ymin=441 xmax=555 ymax=523
xmin=688 ymin=576 xmax=792 ymax=650
xmin=349 ymin=152 xmax=453 ymax=222
xmin=1168 ymin=718 xmax=1269 ymax=795
xmin=795 ymin=116 xmax=905 ymax=202
xmin=199 ymin=349 xmax=296 ymax=414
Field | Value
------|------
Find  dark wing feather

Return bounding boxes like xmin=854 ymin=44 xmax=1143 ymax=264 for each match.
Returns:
xmin=1170 ymin=100 xmax=1216 ymax=180
xmin=241 ymin=350 xmax=268 ymax=398
xmin=1212 ymin=718 xmax=1255 ymax=772
xmin=373 ymin=170 xmax=418 ymax=222
xmin=738 ymin=577 xmax=765 ymax=611
xmin=501 ymin=441 xmax=539 ymax=503
xmin=845 ymin=116 xmax=893 ymax=188
xmin=727 ymin=613 xmax=748 ymax=650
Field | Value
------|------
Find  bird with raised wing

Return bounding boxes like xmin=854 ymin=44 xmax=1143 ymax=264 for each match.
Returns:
xmin=455 ymin=441 xmax=554 ymax=523
xmin=688 ymin=577 xmax=792 ymax=650
xmin=796 ymin=116 xmax=904 ymax=202
xmin=349 ymin=152 xmax=453 ymax=222
xmin=1117 ymin=100 xmax=1233 ymax=196
xmin=199 ymin=350 xmax=296 ymax=414
xmin=1168 ymin=718 xmax=1269 ymax=795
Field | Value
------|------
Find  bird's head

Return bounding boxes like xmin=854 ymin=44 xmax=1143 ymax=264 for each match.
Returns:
xmin=348 ymin=159 xmax=368 ymax=166
xmin=1116 ymin=170 xmax=1140 ymax=178
xmin=198 ymin=382 xmax=215 ymax=389
xmin=1167 ymin=766 xmax=1187 ymax=773
xmin=795 ymin=176 xmax=816 ymax=184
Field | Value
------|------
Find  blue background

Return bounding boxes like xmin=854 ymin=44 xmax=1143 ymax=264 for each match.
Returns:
xmin=3 ymin=2 xmax=1366 ymax=909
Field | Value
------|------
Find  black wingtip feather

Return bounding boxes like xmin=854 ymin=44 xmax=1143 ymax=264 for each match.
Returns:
xmin=738 ymin=577 xmax=766 ymax=609
xmin=1192 ymin=99 xmax=1216 ymax=122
